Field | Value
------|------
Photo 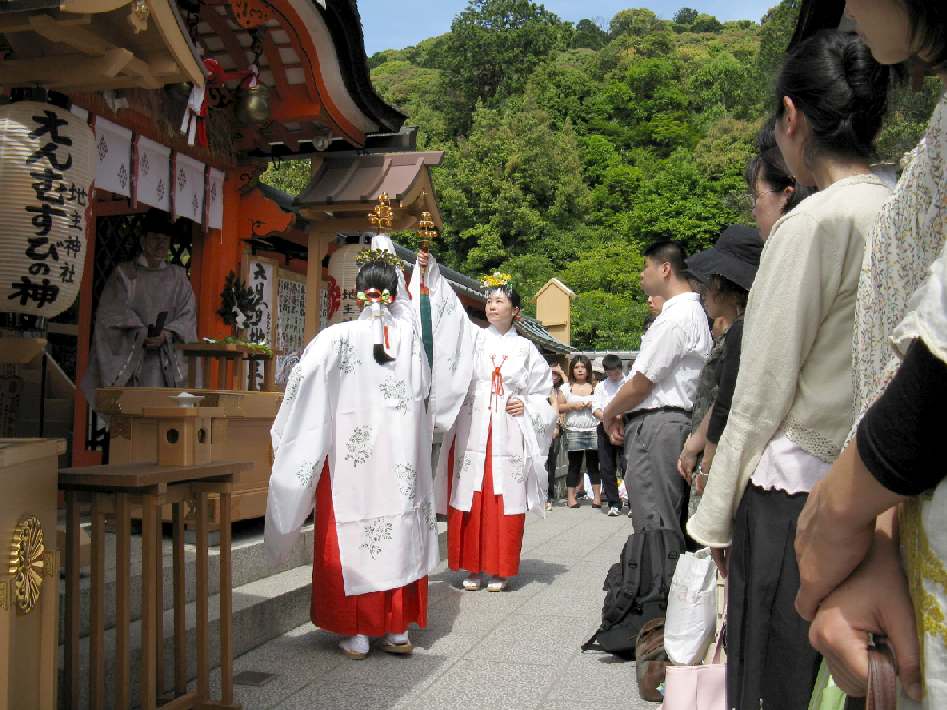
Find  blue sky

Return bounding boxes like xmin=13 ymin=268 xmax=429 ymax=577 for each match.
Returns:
xmin=358 ymin=1 xmax=779 ymax=55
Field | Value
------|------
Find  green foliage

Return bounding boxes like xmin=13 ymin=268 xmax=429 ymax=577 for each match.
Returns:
xmin=433 ymin=0 xmax=570 ymax=134
xmin=757 ymin=0 xmax=801 ymax=100
xmin=571 ymin=19 xmax=607 ymax=50
xmin=260 ymin=159 xmax=311 ymax=195
xmin=673 ymin=8 xmax=699 ymax=26
xmin=609 ymin=9 xmax=662 ymax=39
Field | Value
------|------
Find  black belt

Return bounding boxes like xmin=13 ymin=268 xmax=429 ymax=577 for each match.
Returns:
xmin=624 ymin=406 xmax=691 ymax=423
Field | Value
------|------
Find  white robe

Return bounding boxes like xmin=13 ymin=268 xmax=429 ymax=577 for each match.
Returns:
xmin=418 ymin=257 xmax=556 ymax=517
xmin=265 ymin=236 xmax=439 ymax=596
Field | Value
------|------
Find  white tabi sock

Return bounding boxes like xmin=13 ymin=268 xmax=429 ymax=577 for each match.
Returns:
xmin=340 ymin=634 xmax=370 ymax=655
xmin=386 ymin=631 xmax=410 ymax=646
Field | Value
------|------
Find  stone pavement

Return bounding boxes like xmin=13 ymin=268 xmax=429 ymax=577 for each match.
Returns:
xmin=203 ymin=503 xmax=658 ymax=710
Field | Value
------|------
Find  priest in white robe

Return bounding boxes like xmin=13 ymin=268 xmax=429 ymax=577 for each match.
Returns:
xmin=265 ymin=236 xmax=439 ymax=659
xmin=416 ymin=255 xmax=556 ymax=592
xmin=81 ymin=213 xmax=195 ymax=408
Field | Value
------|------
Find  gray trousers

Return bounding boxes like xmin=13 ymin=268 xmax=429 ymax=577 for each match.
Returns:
xmin=623 ymin=409 xmax=690 ymax=536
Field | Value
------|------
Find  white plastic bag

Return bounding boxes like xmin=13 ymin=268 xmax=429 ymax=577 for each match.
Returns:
xmin=664 ymin=547 xmax=717 ymax=665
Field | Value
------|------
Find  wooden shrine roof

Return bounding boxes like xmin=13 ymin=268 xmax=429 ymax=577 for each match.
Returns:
xmin=295 ymin=150 xmax=444 ymax=227
xmin=0 ymin=0 xmax=205 ymax=91
xmin=192 ymin=0 xmax=405 ymax=156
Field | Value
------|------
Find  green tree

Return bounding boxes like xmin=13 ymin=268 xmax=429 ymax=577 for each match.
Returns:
xmin=757 ymin=0 xmax=801 ymax=94
xmin=690 ymin=14 xmax=724 ymax=34
xmin=434 ymin=0 xmax=570 ymax=134
xmin=609 ymin=8 xmax=662 ymax=39
xmin=571 ymin=18 xmax=607 ymax=50
xmin=673 ymin=8 xmax=699 ymax=26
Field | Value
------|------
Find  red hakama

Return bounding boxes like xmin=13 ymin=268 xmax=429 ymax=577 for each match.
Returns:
xmin=310 ymin=462 xmax=428 ymax=637
xmin=447 ymin=427 xmax=526 ymax=578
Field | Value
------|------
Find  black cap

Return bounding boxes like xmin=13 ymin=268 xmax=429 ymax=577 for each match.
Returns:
xmin=686 ymin=225 xmax=762 ymax=292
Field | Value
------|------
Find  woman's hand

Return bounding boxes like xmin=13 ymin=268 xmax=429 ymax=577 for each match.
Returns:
xmin=506 ymin=397 xmax=525 ymax=417
xmin=694 ymin=465 xmax=708 ymax=495
xmin=807 ymin=525 xmax=922 ymax=702
xmin=677 ymin=436 xmax=698 ymax=483
xmin=795 ymin=444 xmax=906 ymax=622
xmin=795 ymin=479 xmax=875 ymax=622
xmin=417 ymin=251 xmax=430 ymax=268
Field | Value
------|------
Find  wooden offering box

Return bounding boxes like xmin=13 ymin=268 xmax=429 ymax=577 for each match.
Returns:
xmin=0 ymin=438 xmax=64 ymax=710
xmin=96 ymin=388 xmax=282 ymax=525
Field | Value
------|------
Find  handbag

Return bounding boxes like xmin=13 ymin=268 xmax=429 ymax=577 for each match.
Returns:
xmin=636 ymin=617 xmax=669 ymax=702
xmin=844 ymin=636 xmax=898 ymax=710
xmin=660 ymin=623 xmax=726 ymax=710
xmin=664 ymin=547 xmax=717 ymax=665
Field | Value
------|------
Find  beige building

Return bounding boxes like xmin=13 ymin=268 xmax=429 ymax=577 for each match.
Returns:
xmin=534 ymin=278 xmax=576 ymax=346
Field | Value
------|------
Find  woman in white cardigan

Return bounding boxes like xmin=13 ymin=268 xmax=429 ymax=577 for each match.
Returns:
xmin=687 ymin=31 xmax=894 ymax=710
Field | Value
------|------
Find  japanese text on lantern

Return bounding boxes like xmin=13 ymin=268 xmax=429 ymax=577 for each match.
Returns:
xmin=12 ymin=111 xmax=87 ymax=309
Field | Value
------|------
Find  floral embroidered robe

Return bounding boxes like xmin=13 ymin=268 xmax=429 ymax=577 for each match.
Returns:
xmin=416 ymin=256 xmax=556 ymax=517
xmin=265 ymin=237 xmax=438 ymax=596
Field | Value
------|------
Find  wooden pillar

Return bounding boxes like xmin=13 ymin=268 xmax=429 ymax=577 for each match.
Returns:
xmin=195 ymin=171 xmax=244 ymax=341
xmin=304 ymin=228 xmax=330 ymax=345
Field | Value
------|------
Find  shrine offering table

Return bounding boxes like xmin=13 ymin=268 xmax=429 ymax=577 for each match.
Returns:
xmin=60 ymin=459 xmax=252 ymax=710
xmin=0 ymin=438 xmax=64 ymax=710
xmin=97 ymin=388 xmax=282 ymax=525
xmin=176 ymin=343 xmax=276 ymax=392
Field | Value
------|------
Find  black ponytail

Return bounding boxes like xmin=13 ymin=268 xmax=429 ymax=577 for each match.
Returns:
xmin=774 ymin=30 xmax=890 ymax=161
xmin=355 ymin=261 xmax=398 ymax=365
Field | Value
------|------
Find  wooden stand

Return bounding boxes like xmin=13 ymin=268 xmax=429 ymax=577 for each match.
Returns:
xmin=60 ymin=460 xmax=252 ymax=710
xmin=176 ymin=343 xmax=276 ymax=392
xmin=0 ymin=438 xmax=63 ymax=710
xmin=98 ymin=388 xmax=281 ymax=525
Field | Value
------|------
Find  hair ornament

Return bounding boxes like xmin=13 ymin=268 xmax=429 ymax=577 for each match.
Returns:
xmin=357 ymin=288 xmax=394 ymax=305
xmin=481 ymin=271 xmax=513 ymax=289
xmin=355 ymin=248 xmax=401 ymax=268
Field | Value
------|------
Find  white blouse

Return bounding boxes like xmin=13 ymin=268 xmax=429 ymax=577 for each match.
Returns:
xmin=562 ymin=388 xmax=597 ymax=432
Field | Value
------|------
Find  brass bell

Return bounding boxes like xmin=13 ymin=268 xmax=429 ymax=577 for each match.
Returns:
xmin=239 ymin=84 xmax=270 ymax=124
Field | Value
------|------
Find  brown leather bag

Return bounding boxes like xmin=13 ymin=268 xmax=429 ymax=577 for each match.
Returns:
xmin=844 ymin=636 xmax=898 ymax=710
xmin=635 ymin=617 xmax=669 ymax=702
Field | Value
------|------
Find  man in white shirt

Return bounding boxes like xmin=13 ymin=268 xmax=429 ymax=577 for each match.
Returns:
xmin=603 ymin=241 xmax=712 ymax=537
xmin=592 ymin=353 xmax=627 ymax=516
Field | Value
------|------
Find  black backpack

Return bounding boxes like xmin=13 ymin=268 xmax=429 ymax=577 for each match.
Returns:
xmin=581 ymin=527 xmax=684 ymax=658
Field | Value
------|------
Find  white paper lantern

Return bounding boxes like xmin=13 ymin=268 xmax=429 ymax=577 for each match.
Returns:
xmin=327 ymin=242 xmax=364 ymax=325
xmin=0 ymin=101 xmax=95 ymax=319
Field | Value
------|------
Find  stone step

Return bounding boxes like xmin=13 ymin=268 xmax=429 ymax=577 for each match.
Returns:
xmin=60 ymin=519 xmax=315 ymax=643
xmin=59 ymin=564 xmax=313 ymax=709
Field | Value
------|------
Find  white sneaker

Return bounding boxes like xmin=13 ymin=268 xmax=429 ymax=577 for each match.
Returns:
xmin=487 ymin=577 xmax=508 ymax=592
xmin=339 ymin=634 xmax=370 ymax=659
xmin=462 ymin=574 xmax=483 ymax=591
xmin=608 ymin=506 xmax=620 ymax=517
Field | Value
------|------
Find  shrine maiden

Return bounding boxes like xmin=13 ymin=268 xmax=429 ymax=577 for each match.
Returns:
xmin=417 ymin=254 xmax=555 ymax=592
xmin=81 ymin=210 xmax=195 ymax=407
xmin=265 ymin=237 xmax=438 ymax=659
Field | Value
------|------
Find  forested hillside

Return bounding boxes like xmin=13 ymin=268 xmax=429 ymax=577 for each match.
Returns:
xmin=263 ymin=0 xmax=941 ymax=350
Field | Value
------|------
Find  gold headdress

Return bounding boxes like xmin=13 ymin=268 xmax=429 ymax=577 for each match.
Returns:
xmin=355 ymin=248 xmax=402 ymax=268
xmin=481 ymin=271 xmax=513 ymax=289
